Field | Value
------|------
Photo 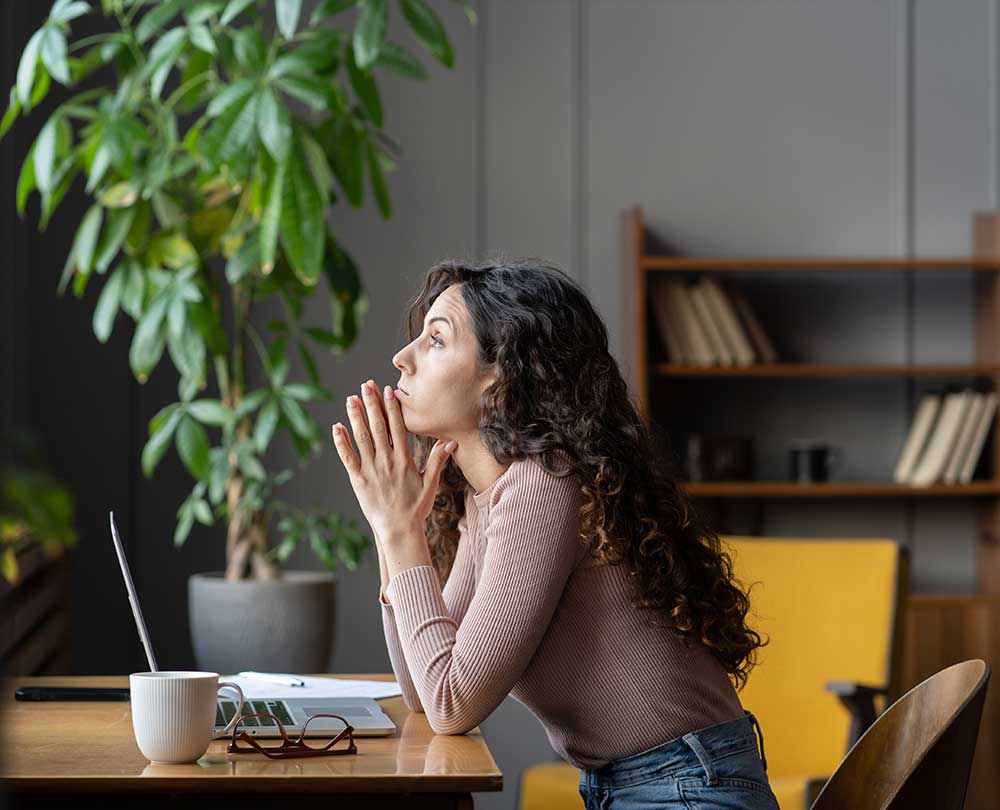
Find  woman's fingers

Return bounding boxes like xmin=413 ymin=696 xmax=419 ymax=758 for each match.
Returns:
xmin=331 ymin=423 xmax=360 ymax=475
xmin=381 ymin=384 xmax=410 ymax=460
xmin=360 ymin=381 xmax=391 ymax=456
xmin=345 ymin=394 xmax=375 ymax=466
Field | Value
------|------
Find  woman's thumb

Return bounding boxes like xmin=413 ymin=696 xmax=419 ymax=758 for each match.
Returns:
xmin=424 ymin=439 xmax=458 ymax=484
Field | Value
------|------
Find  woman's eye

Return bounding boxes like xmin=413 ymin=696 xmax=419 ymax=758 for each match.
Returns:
xmin=429 ymin=334 xmax=444 ymax=348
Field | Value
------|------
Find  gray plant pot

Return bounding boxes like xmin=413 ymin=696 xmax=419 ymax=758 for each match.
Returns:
xmin=188 ymin=571 xmax=337 ymax=674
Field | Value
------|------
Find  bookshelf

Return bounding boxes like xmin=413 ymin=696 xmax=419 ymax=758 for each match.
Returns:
xmin=625 ymin=205 xmax=1000 ymax=593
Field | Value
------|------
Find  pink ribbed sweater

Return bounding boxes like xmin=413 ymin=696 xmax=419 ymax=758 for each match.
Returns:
xmin=379 ymin=455 xmax=745 ymax=769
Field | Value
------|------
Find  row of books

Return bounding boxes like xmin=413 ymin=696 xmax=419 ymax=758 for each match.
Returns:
xmin=893 ymin=389 xmax=998 ymax=485
xmin=649 ymin=277 xmax=778 ymax=366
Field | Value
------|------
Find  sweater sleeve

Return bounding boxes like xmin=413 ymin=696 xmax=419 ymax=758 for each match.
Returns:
xmin=385 ymin=462 xmax=586 ymax=735
xmin=379 ymin=496 xmax=479 ymax=713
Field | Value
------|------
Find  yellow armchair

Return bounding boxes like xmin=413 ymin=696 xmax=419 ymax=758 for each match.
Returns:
xmin=518 ymin=536 xmax=908 ymax=810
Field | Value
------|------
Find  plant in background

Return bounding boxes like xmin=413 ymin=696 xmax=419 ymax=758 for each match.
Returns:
xmin=0 ymin=426 xmax=77 ymax=584
xmin=2 ymin=0 xmax=474 ymax=580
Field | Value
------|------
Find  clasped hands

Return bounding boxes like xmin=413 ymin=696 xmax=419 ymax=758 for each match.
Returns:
xmin=331 ymin=379 xmax=457 ymax=546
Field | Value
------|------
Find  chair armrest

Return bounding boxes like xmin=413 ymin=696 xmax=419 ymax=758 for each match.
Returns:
xmin=824 ymin=680 xmax=889 ymax=752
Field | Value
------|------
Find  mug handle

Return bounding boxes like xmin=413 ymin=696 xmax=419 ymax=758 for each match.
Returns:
xmin=212 ymin=682 xmax=245 ymax=740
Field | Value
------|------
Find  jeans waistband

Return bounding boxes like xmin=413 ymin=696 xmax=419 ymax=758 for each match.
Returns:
xmin=581 ymin=710 xmax=767 ymax=790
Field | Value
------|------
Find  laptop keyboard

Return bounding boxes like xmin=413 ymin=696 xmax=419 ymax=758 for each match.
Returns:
xmin=216 ymin=700 xmax=292 ymax=728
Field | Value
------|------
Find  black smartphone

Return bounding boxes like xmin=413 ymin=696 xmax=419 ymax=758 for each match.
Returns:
xmin=14 ymin=686 xmax=131 ymax=701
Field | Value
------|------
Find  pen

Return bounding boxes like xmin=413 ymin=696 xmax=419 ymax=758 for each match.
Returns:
xmin=237 ymin=671 xmax=306 ymax=687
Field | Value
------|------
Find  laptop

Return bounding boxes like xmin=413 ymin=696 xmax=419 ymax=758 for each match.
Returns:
xmin=109 ymin=510 xmax=396 ymax=738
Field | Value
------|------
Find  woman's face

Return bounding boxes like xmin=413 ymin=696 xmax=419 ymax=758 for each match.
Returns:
xmin=391 ymin=284 xmax=495 ymax=438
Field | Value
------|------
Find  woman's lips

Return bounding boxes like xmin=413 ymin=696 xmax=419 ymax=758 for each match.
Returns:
xmin=395 ymin=386 xmax=410 ymax=398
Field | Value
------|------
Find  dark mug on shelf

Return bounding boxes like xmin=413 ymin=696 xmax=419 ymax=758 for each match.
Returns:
xmin=789 ymin=441 xmax=842 ymax=483
xmin=686 ymin=434 xmax=754 ymax=481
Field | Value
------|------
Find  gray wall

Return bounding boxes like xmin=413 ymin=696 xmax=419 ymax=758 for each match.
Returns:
xmin=4 ymin=2 xmax=999 ymax=809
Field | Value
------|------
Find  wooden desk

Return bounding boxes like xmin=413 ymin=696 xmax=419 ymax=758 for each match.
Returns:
xmin=0 ymin=674 xmax=502 ymax=809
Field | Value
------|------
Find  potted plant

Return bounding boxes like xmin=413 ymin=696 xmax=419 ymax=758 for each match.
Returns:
xmin=3 ymin=0 xmax=473 ymax=672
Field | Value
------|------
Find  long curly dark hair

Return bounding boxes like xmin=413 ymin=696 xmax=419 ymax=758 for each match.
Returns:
xmin=405 ymin=258 xmax=767 ymax=691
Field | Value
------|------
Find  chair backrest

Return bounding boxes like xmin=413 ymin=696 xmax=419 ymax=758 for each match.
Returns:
xmin=811 ymin=659 xmax=990 ymax=810
xmin=722 ymin=536 xmax=907 ymax=781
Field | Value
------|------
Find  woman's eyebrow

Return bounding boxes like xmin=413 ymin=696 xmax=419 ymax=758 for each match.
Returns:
xmin=425 ymin=315 xmax=454 ymax=331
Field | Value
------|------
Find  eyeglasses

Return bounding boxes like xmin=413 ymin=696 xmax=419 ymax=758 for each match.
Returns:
xmin=226 ymin=712 xmax=358 ymax=759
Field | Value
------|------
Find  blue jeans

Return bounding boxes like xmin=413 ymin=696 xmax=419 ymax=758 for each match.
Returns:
xmin=578 ymin=710 xmax=779 ymax=809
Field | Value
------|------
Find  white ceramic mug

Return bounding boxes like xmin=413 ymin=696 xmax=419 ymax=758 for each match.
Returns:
xmin=130 ymin=671 xmax=244 ymax=764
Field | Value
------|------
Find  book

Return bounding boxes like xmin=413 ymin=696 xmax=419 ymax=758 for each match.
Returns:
xmin=958 ymin=392 xmax=998 ymax=484
xmin=649 ymin=279 xmax=690 ymax=363
xmin=893 ymin=392 xmax=942 ymax=484
xmin=943 ymin=393 xmax=986 ymax=484
xmin=699 ymin=278 xmax=757 ymax=366
xmin=908 ymin=391 xmax=975 ymax=486
xmin=688 ymin=283 xmax=734 ymax=365
xmin=671 ymin=282 xmax=716 ymax=366
xmin=728 ymin=287 xmax=779 ymax=364
xmin=662 ymin=282 xmax=697 ymax=362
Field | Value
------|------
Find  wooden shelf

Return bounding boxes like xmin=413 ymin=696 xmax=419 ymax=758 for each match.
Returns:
xmin=682 ymin=481 xmax=1000 ymax=498
xmin=653 ymin=363 xmax=1000 ymax=379
xmin=641 ymin=256 xmax=1000 ymax=272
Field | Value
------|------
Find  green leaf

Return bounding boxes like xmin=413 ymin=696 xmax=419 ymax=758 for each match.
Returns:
xmin=187 ymin=23 xmax=216 ymax=54
xmin=279 ymin=143 xmax=325 ymax=284
xmin=260 ymin=156 xmax=286 ymax=273
xmin=1 ymin=88 xmax=21 ymax=141
xmin=256 ymin=89 xmax=292 ymax=162
xmin=254 ymin=397 xmax=279 ymax=452
xmin=299 ymin=130 xmax=332 ymax=205
xmin=73 ymin=204 xmax=104 ymax=275
xmin=149 ymin=231 xmax=198 ymax=269
xmin=220 ymin=0 xmax=256 ymax=25
xmin=39 ymin=154 xmax=78 ymax=232
xmin=16 ymin=29 xmax=44 ymax=107
xmin=399 ymin=0 xmax=454 ymax=68
xmin=120 ymin=259 xmax=146 ymax=319
xmin=323 ymin=236 xmax=366 ymax=348
xmin=99 ymin=181 xmax=139 ymax=208
xmin=16 ymin=148 xmax=36 ymax=218
xmin=188 ymin=399 xmax=231 ymax=426
xmin=93 ymin=264 xmax=125 ymax=343
xmin=311 ymin=0 xmax=357 ymax=24
xmin=275 ymin=0 xmax=302 ymax=38
xmin=193 ymin=499 xmax=213 ymax=525
xmin=93 ymin=206 xmax=136 ymax=273
xmin=146 ymin=27 xmax=188 ymax=99
xmin=298 ymin=341 xmax=321 ymax=386
xmin=136 ymin=0 xmax=187 ymax=44
xmin=376 ymin=40 xmax=428 ymax=79
xmin=345 ymin=41 xmax=382 ymax=126
xmin=141 ymin=405 xmax=183 ymax=477
xmin=364 ymin=138 xmax=391 ymax=218
xmin=273 ymin=75 xmax=329 ymax=110
xmin=354 ymin=0 xmax=388 ymax=70
xmin=201 ymin=89 xmax=258 ymax=165
xmin=129 ymin=294 xmax=169 ymax=381
xmin=206 ymin=78 xmax=255 ymax=118
xmin=316 ymin=118 xmax=363 ymax=206
xmin=280 ymin=395 xmax=313 ymax=439
xmin=174 ymin=503 xmax=195 ymax=545
xmin=33 ymin=117 xmax=58 ymax=194
xmin=232 ymin=26 xmax=266 ymax=70
xmin=85 ymin=143 xmax=112 ymax=193
xmin=50 ymin=0 xmax=91 ymax=23
xmin=176 ymin=415 xmax=210 ymax=479
xmin=40 ymin=27 xmax=70 ymax=85
xmin=283 ymin=383 xmax=329 ymax=401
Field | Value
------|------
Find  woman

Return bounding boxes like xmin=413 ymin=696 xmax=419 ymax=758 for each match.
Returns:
xmin=331 ymin=259 xmax=778 ymax=809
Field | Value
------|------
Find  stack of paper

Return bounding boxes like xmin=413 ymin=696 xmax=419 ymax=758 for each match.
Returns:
xmin=221 ymin=673 xmax=403 ymax=700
